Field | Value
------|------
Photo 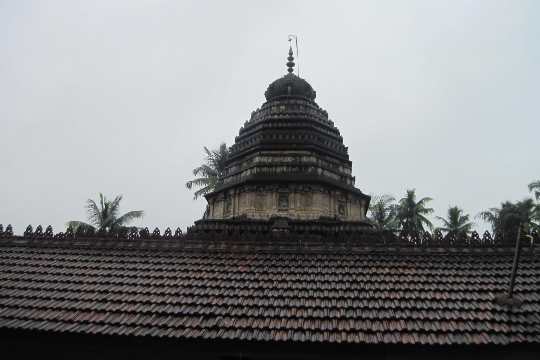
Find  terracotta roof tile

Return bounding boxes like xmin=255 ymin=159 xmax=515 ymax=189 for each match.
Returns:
xmin=0 ymin=238 xmax=539 ymax=346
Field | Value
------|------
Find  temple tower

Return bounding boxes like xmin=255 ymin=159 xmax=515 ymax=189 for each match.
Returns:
xmin=199 ymin=45 xmax=371 ymax=231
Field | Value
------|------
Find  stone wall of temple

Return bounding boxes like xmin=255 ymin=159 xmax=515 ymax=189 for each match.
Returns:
xmin=207 ymin=185 xmax=367 ymax=221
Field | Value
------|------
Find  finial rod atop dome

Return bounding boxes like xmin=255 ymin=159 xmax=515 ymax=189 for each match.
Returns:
xmin=286 ymin=43 xmax=295 ymax=74
xmin=287 ymin=34 xmax=299 ymax=76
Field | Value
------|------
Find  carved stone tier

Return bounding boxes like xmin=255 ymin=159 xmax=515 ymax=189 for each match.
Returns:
xmin=206 ymin=183 xmax=368 ymax=222
xmin=229 ymin=97 xmax=348 ymax=163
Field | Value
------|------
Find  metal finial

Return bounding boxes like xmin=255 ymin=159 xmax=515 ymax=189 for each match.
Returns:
xmin=287 ymin=34 xmax=299 ymax=76
xmin=286 ymin=41 xmax=295 ymax=74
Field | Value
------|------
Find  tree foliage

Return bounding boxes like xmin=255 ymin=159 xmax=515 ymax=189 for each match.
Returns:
xmin=436 ymin=206 xmax=473 ymax=237
xmin=396 ymin=189 xmax=434 ymax=233
xmin=368 ymin=195 xmax=398 ymax=231
xmin=186 ymin=143 xmax=229 ymax=199
xmin=66 ymin=193 xmax=144 ymax=232
xmin=529 ymin=180 xmax=540 ymax=201
xmin=478 ymin=199 xmax=538 ymax=239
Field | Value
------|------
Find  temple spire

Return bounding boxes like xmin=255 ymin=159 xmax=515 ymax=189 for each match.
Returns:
xmin=286 ymin=42 xmax=295 ymax=74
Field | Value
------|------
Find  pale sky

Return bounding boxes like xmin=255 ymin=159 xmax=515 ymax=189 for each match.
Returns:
xmin=1 ymin=0 xmax=538 ymax=234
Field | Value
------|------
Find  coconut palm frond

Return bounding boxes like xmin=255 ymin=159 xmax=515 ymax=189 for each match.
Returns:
xmin=437 ymin=206 xmax=473 ymax=235
xmin=187 ymin=143 xmax=229 ymax=200
xmin=65 ymin=221 xmax=95 ymax=232
xmin=477 ymin=209 xmax=498 ymax=222
xmin=85 ymin=199 xmax=102 ymax=227
xmin=113 ymin=210 xmax=144 ymax=228
xmin=459 ymin=214 xmax=471 ymax=224
xmin=203 ymin=146 xmax=213 ymax=158
xmin=70 ymin=194 xmax=144 ymax=234
xmin=416 ymin=197 xmax=434 ymax=208
xmin=477 ymin=208 xmax=500 ymax=232
xmin=368 ymin=194 xmax=398 ymax=231
xmin=101 ymin=214 xmax=117 ymax=230
xmin=436 ymin=216 xmax=452 ymax=229
xmin=99 ymin=193 xmax=107 ymax=215
xmin=186 ymin=177 xmax=211 ymax=190
xmin=192 ymin=164 xmax=218 ymax=177
xmin=396 ymin=189 xmax=434 ymax=233
xmin=97 ymin=199 xmax=114 ymax=230
xmin=211 ymin=143 xmax=229 ymax=176
xmin=528 ymin=180 xmax=540 ymax=200
xmin=193 ymin=185 xmax=213 ymax=199
xmin=478 ymin=199 xmax=537 ymax=236
xmin=109 ymin=195 xmax=123 ymax=219
xmin=417 ymin=214 xmax=433 ymax=231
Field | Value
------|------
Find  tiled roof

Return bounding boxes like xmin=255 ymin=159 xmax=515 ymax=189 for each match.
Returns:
xmin=0 ymin=235 xmax=539 ymax=346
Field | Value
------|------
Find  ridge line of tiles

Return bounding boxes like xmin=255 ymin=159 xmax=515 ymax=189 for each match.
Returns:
xmin=1 ymin=291 xmax=538 ymax=313
xmin=3 ymin=318 xmax=534 ymax=346
xmin=3 ymin=269 xmax=537 ymax=288
xmin=1 ymin=312 xmax=537 ymax=337
xmin=3 ymin=283 xmax=538 ymax=302
xmin=2 ymin=283 xmax=538 ymax=300
xmin=1 ymin=298 xmax=539 ymax=320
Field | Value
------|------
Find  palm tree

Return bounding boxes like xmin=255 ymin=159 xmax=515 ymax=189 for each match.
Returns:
xmin=478 ymin=199 xmax=538 ymax=237
xmin=368 ymin=195 xmax=398 ymax=231
xmin=514 ymin=198 xmax=539 ymax=233
xmin=396 ymin=189 xmax=434 ymax=233
xmin=478 ymin=203 xmax=503 ymax=234
xmin=436 ymin=206 xmax=473 ymax=237
xmin=529 ymin=180 xmax=540 ymax=200
xmin=186 ymin=143 xmax=229 ymax=199
xmin=530 ymin=180 xmax=540 ymax=226
xmin=67 ymin=193 xmax=144 ymax=232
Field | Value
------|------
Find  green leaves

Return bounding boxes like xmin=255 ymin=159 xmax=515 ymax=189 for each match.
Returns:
xmin=436 ymin=206 xmax=473 ymax=237
xmin=529 ymin=180 xmax=540 ymax=201
xmin=368 ymin=195 xmax=398 ymax=231
xmin=369 ymin=190 xmax=435 ymax=233
xmin=396 ymin=189 xmax=434 ymax=233
xmin=186 ymin=143 xmax=230 ymax=200
xmin=85 ymin=199 xmax=102 ymax=227
xmin=67 ymin=194 xmax=143 ymax=233
xmin=65 ymin=221 xmax=95 ymax=232
xmin=113 ymin=210 xmax=145 ymax=228
xmin=477 ymin=199 xmax=538 ymax=236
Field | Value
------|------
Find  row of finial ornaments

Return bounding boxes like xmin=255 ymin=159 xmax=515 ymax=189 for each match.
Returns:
xmin=0 ymin=224 xmax=183 ymax=240
xmin=0 ymin=223 xmax=538 ymax=248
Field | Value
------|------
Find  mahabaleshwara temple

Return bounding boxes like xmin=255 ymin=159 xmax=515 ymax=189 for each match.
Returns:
xmin=193 ymin=46 xmax=372 ymax=235
xmin=0 ymin=45 xmax=539 ymax=359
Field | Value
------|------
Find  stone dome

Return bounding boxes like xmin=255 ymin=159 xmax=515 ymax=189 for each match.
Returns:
xmin=264 ymin=73 xmax=316 ymax=101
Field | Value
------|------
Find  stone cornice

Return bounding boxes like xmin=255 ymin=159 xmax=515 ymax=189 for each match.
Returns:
xmin=209 ymin=174 xmax=369 ymax=199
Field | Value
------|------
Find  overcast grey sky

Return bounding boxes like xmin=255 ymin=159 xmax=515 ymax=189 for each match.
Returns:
xmin=1 ymin=0 xmax=538 ymax=234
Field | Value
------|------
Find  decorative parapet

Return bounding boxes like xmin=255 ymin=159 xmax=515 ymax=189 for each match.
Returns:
xmin=1 ymin=223 xmax=538 ymax=250
xmin=0 ymin=224 xmax=183 ymax=241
